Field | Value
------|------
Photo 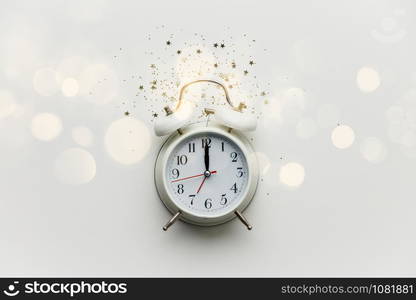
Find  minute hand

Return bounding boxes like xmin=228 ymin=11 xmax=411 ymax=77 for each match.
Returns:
xmin=204 ymin=143 xmax=209 ymax=172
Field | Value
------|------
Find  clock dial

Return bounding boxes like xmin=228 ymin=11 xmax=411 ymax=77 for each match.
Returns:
xmin=165 ymin=133 xmax=248 ymax=217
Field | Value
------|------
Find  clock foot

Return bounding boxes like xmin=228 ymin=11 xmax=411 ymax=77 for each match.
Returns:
xmin=235 ymin=211 xmax=252 ymax=230
xmin=162 ymin=211 xmax=181 ymax=231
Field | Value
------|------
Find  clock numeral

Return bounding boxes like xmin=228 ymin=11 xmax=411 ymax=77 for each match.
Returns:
xmin=188 ymin=142 xmax=195 ymax=153
xmin=220 ymin=194 xmax=227 ymax=205
xmin=237 ymin=167 xmax=243 ymax=177
xmin=204 ymin=198 xmax=212 ymax=209
xmin=221 ymin=142 xmax=225 ymax=152
xmin=202 ymin=138 xmax=211 ymax=148
xmin=189 ymin=194 xmax=196 ymax=205
xmin=177 ymin=184 xmax=184 ymax=194
xmin=230 ymin=152 xmax=238 ymax=162
xmin=230 ymin=183 xmax=238 ymax=194
xmin=172 ymin=168 xmax=180 ymax=179
xmin=176 ymin=155 xmax=188 ymax=165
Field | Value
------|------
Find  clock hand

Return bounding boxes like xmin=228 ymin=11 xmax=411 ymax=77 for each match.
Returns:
xmin=196 ymin=166 xmax=217 ymax=194
xmin=196 ymin=176 xmax=207 ymax=194
xmin=171 ymin=170 xmax=217 ymax=183
xmin=204 ymin=142 xmax=209 ymax=172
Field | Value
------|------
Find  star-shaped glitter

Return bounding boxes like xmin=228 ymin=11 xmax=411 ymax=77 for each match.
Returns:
xmin=231 ymin=62 xmax=236 ymax=68
xmin=166 ymin=40 xmax=171 ymax=45
xmin=244 ymin=70 xmax=248 ymax=75
xmin=249 ymin=60 xmax=255 ymax=66
xmin=151 ymin=80 xmax=157 ymax=85
xmin=150 ymin=64 xmax=156 ymax=68
xmin=213 ymin=43 xmax=218 ymax=48
xmin=139 ymin=85 xmax=144 ymax=90
xmin=124 ymin=111 xmax=130 ymax=116
xmin=220 ymin=43 xmax=225 ymax=48
xmin=177 ymin=50 xmax=181 ymax=54
xmin=152 ymin=113 xmax=158 ymax=118
xmin=213 ymin=63 xmax=218 ymax=68
xmin=196 ymin=49 xmax=201 ymax=54
xmin=261 ymin=91 xmax=266 ymax=96
xmin=151 ymin=85 xmax=156 ymax=90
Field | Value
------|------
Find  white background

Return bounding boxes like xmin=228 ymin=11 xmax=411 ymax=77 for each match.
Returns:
xmin=1 ymin=0 xmax=416 ymax=276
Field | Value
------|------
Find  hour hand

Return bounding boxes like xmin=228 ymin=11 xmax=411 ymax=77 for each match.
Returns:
xmin=204 ymin=142 xmax=209 ymax=172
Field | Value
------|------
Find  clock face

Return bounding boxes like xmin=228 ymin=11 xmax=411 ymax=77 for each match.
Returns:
xmin=165 ymin=132 xmax=249 ymax=217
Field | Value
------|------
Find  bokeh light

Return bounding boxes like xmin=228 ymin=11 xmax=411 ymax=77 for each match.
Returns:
xmin=56 ymin=56 xmax=89 ymax=82
xmin=55 ymin=148 xmax=96 ymax=185
xmin=279 ymin=87 xmax=307 ymax=124
xmin=0 ymin=90 xmax=16 ymax=119
xmin=105 ymin=117 xmax=151 ymax=165
xmin=71 ymin=126 xmax=93 ymax=147
xmin=357 ymin=67 xmax=380 ymax=93
xmin=62 ymin=78 xmax=79 ymax=97
xmin=279 ymin=162 xmax=305 ymax=188
xmin=331 ymin=125 xmax=355 ymax=149
xmin=33 ymin=67 xmax=60 ymax=96
xmin=31 ymin=113 xmax=62 ymax=141
xmin=360 ymin=137 xmax=387 ymax=163
xmin=385 ymin=89 xmax=416 ymax=158
xmin=371 ymin=14 xmax=407 ymax=44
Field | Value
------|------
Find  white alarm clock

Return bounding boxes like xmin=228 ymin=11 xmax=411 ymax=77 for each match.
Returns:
xmin=154 ymin=80 xmax=259 ymax=231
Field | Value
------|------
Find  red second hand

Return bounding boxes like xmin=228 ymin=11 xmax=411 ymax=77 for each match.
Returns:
xmin=196 ymin=170 xmax=218 ymax=194
xmin=171 ymin=170 xmax=217 ymax=183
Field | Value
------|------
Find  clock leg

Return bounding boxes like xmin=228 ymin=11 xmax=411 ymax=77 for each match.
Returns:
xmin=162 ymin=211 xmax=181 ymax=231
xmin=235 ymin=211 xmax=253 ymax=230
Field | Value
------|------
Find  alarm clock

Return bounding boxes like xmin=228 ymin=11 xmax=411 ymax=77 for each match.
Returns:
xmin=154 ymin=80 xmax=259 ymax=231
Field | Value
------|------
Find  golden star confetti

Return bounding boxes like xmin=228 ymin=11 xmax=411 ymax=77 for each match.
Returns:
xmin=115 ymin=29 xmax=268 ymax=121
